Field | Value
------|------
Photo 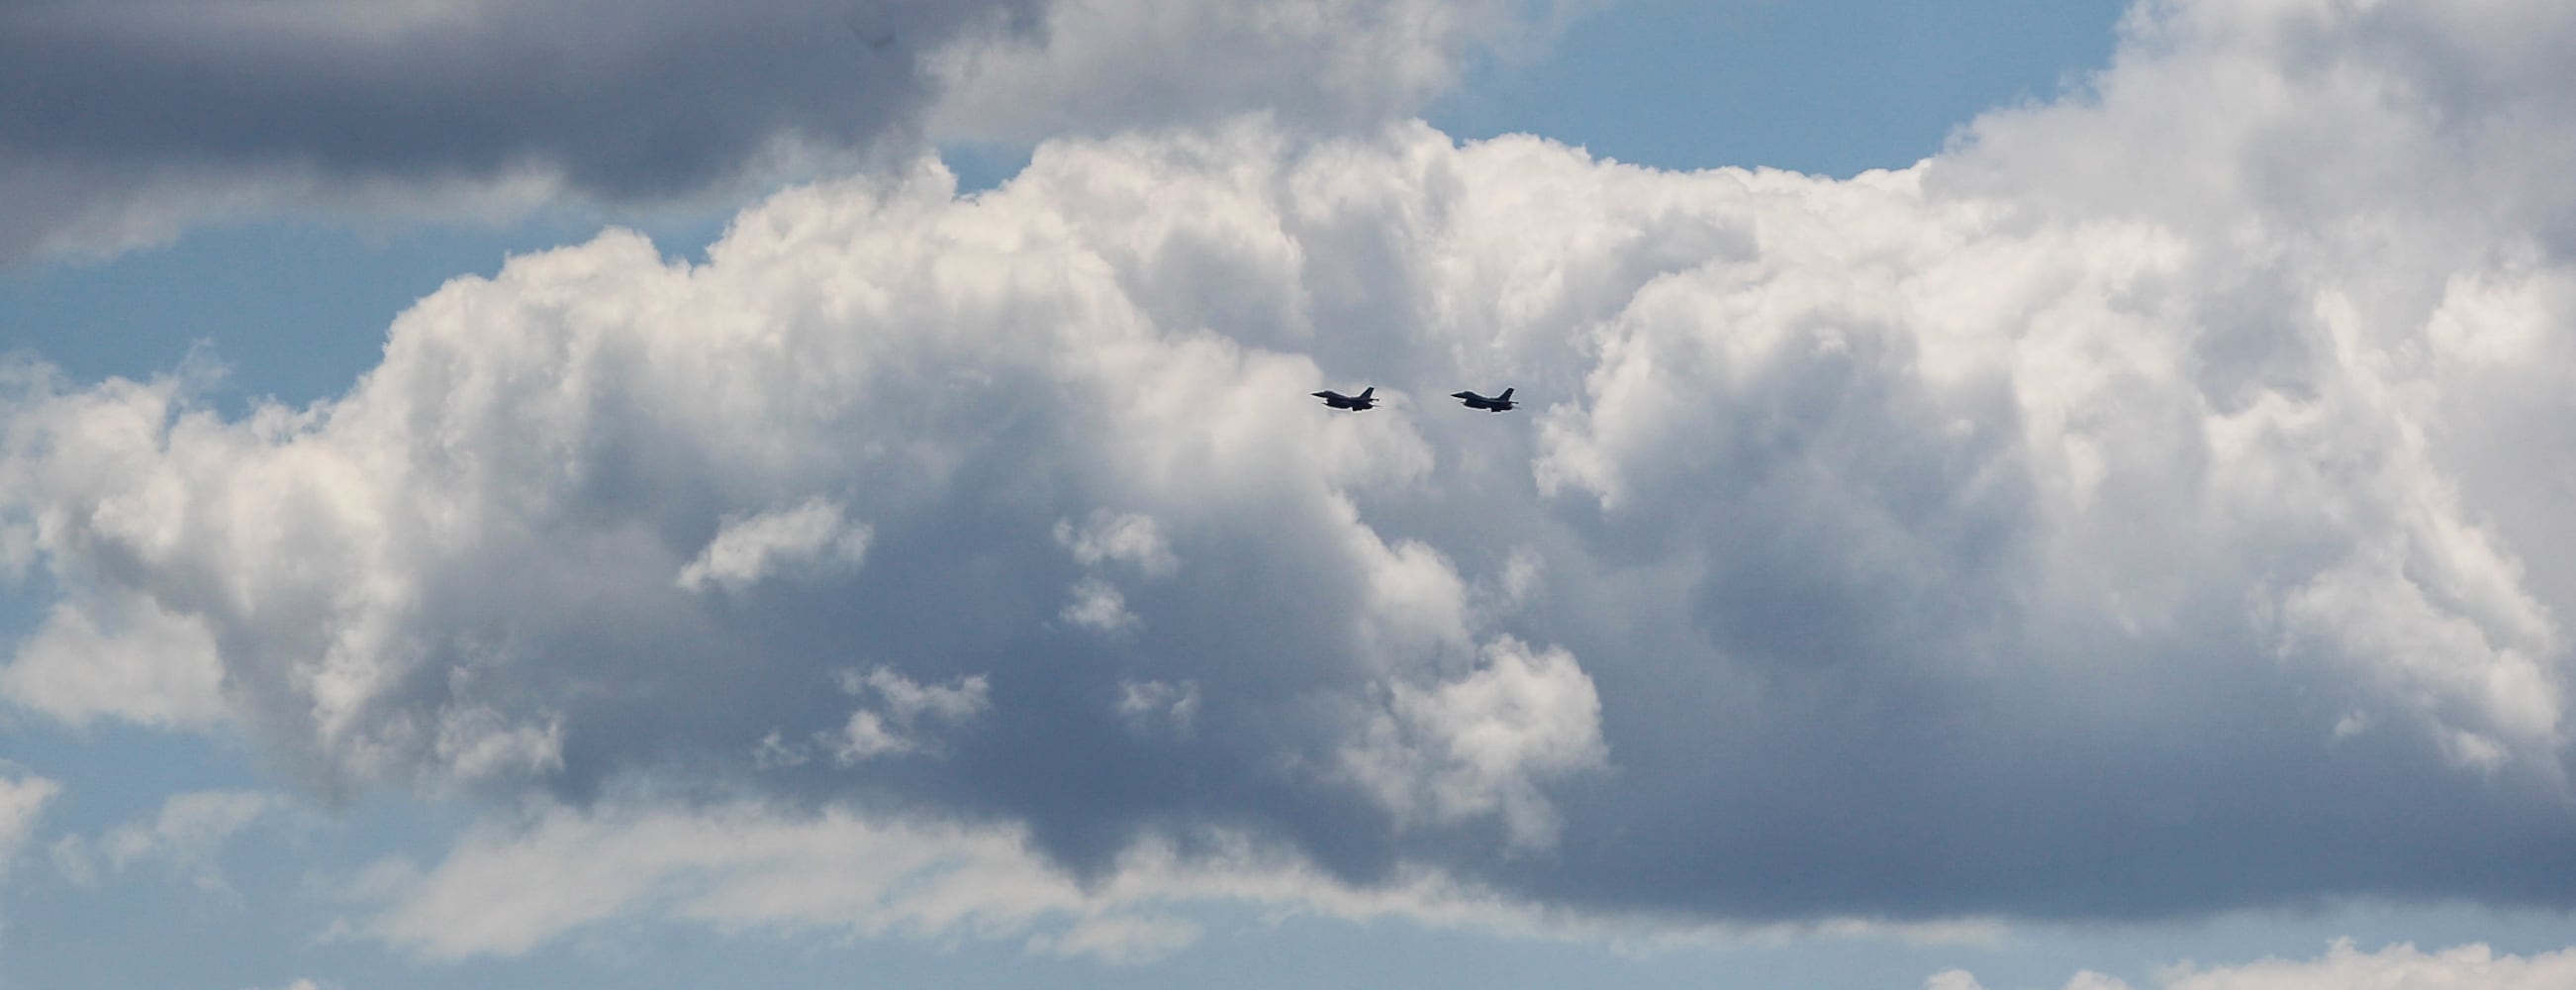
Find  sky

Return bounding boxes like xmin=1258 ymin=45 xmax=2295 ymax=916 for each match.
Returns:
xmin=7 ymin=1 xmax=2576 ymax=989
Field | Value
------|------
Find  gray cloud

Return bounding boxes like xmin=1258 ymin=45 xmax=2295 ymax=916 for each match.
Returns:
xmin=9 ymin=0 xmax=2576 ymax=948
xmin=0 ymin=0 xmax=1011 ymax=260
xmin=0 ymin=0 xmax=1558 ymax=262
xmin=0 ymin=0 xmax=986 ymax=193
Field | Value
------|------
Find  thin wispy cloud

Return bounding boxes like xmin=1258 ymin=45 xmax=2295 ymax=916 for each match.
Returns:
xmin=1939 ymin=939 xmax=2576 ymax=990
xmin=0 ymin=774 xmax=60 ymax=882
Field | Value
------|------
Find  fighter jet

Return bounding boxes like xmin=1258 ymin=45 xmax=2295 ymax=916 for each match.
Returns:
xmin=1450 ymin=387 xmax=1516 ymax=412
xmin=1312 ymin=387 xmax=1380 ymax=411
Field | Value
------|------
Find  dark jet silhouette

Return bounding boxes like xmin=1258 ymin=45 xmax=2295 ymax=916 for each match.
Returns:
xmin=1313 ymin=387 xmax=1379 ymax=411
xmin=1451 ymin=387 xmax=1516 ymax=412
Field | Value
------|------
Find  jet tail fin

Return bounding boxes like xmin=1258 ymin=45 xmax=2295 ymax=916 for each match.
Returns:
xmin=1498 ymin=387 xmax=1513 ymax=401
xmin=1359 ymin=387 xmax=1375 ymax=400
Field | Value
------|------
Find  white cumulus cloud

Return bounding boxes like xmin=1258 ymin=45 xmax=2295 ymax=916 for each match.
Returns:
xmin=1060 ymin=577 xmax=1140 ymax=632
xmin=10 ymin=0 xmax=2576 ymax=945
xmin=1341 ymin=638 xmax=1606 ymax=849
xmin=1056 ymin=510 xmax=1180 ymax=576
xmin=2 ymin=595 xmax=228 ymax=730
xmin=676 ymin=497 xmax=871 ymax=593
